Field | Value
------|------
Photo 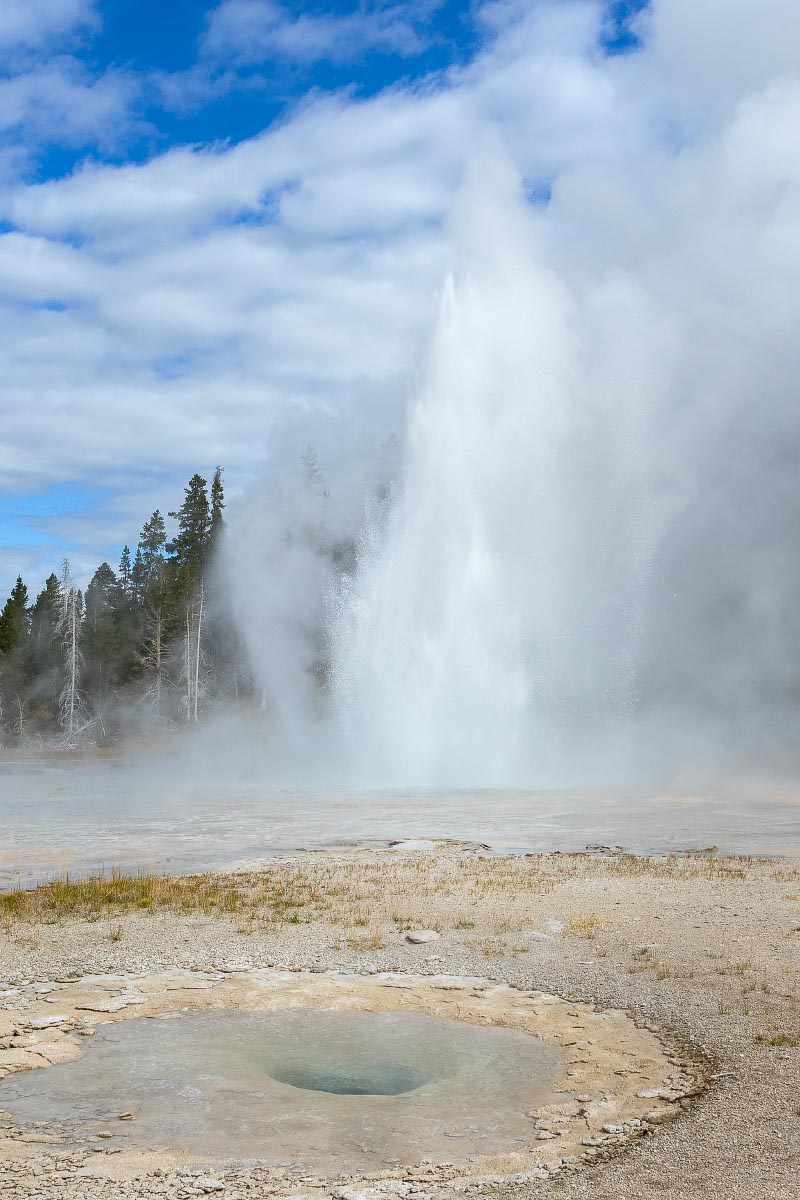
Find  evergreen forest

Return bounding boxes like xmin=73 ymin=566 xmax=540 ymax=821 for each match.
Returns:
xmin=0 ymin=468 xmax=243 ymax=747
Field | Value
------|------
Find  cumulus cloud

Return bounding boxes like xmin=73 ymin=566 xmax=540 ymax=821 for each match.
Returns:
xmin=0 ymin=0 xmax=97 ymax=58
xmin=0 ymin=1 xmax=140 ymax=169
xmin=0 ymin=59 xmax=137 ymax=149
xmin=629 ymin=0 xmax=800 ymax=128
xmin=1 ymin=0 xmax=800 ymax=608
xmin=202 ymin=0 xmax=436 ymax=66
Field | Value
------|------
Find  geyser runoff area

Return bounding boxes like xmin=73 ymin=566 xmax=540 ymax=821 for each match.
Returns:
xmin=0 ymin=969 xmax=704 ymax=1192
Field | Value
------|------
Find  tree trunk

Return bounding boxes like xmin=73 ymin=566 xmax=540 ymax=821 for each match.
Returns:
xmin=193 ymin=584 xmax=204 ymax=724
xmin=154 ymin=607 xmax=162 ymax=718
xmin=185 ymin=606 xmax=192 ymax=723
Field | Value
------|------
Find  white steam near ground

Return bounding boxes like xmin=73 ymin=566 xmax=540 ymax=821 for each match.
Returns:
xmin=223 ymin=18 xmax=800 ymax=789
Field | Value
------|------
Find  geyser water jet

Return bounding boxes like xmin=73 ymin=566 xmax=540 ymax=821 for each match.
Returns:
xmin=228 ymin=85 xmax=800 ymax=791
xmin=329 ymin=155 xmax=654 ymax=787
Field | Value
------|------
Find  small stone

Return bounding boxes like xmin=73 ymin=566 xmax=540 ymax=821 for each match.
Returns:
xmin=644 ymin=1107 xmax=674 ymax=1126
xmin=536 ymin=1131 xmax=558 ymax=1140
xmin=198 ymin=1181 xmax=225 ymax=1194
xmin=602 ymin=1124 xmax=624 ymax=1134
xmin=24 ymin=1016 xmax=68 ymax=1030
xmin=74 ymin=990 xmax=147 ymax=1013
xmin=405 ymin=930 xmax=440 ymax=944
xmin=95 ymin=1132 xmax=113 ymax=1140
xmin=118 ymin=1112 xmax=134 ymax=1120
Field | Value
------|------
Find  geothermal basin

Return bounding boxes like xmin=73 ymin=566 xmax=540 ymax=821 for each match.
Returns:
xmin=0 ymin=1009 xmax=563 ymax=1171
xmin=0 ymin=967 xmax=697 ymax=1191
xmin=3 ymin=752 xmax=800 ymax=889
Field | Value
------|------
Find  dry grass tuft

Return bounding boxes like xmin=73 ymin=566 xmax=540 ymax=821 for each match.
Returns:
xmin=343 ymin=930 xmax=387 ymax=951
xmin=563 ymin=913 xmax=605 ymax=940
xmin=716 ymin=960 xmax=752 ymax=977
xmin=1 ymin=851 xmax=796 ymax=951
xmin=754 ymin=1030 xmax=799 ymax=1047
xmin=0 ymin=869 xmax=243 ymax=926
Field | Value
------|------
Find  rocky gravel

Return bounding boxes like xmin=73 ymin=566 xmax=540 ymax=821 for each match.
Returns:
xmin=0 ymin=845 xmax=798 ymax=1199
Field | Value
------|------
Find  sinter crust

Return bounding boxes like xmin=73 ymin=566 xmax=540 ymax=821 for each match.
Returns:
xmin=0 ymin=968 xmax=706 ymax=1196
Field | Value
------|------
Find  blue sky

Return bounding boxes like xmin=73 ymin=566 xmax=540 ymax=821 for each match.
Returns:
xmin=32 ymin=1 xmax=484 ymax=180
xmin=24 ymin=1 xmax=645 ymax=185
xmin=0 ymin=0 xmax=795 ymax=599
xmin=0 ymin=0 xmax=648 ymax=597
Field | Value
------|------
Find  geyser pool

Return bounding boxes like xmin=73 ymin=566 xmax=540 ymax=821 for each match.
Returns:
xmin=268 ymin=1053 xmax=434 ymax=1096
xmin=0 ymin=1008 xmax=563 ymax=1171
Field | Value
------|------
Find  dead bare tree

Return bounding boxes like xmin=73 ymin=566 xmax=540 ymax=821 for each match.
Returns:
xmin=57 ymin=558 xmax=88 ymax=746
xmin=178 ymin=586 xmax=208 ymax=724
xmin=138 ymin=566 xmax=171 ymax=725
xmin=193 ymin=581 xmax=204 ymax=723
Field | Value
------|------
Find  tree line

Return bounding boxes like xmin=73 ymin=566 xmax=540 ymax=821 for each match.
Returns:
xmin=0 ymin=468 xmax=245 ymax=747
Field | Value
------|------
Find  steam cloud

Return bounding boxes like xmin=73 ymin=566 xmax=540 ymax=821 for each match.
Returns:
xmin=224 ymin=7 xmax=800 ymax=788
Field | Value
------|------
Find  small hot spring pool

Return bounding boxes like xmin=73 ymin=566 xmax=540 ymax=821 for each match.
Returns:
xmin=0 ymin=1009 xmax=563 ymax=1171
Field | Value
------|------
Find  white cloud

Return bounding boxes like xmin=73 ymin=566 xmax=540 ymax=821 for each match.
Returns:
xmin=0 ymin=59 xmax=138 ymax=149
xmin=0 ymin=2 xmax=139 ymax=170
xmin=0 ymin=0 xmax=96 ymax=58
xmin=0 ymin=230 xmax=99 ymax=302
xmin=630 ymin=0 xmax=800 ymax=128
xmin=202 ymin=0 xmax=434 ymax=66
xmin=2 ymin=0 xmax=800 ymax=600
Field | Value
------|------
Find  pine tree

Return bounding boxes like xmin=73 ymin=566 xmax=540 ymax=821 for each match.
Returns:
xmin=0 ymin=462 xmax=231 ymax=740
xmin=205 ymin=468 xmax=236 ymax=698
xmin=167 ymin=475 xmax=213 ymax=721
xmin=168 ymin=474 xmax=211 ymax=585
xmin=83 ymin=563 xmax=121 ymax=719
xmin=0 ymin=577 xmax=29 ymax=655
xmin=137 ymin=512 xmax=171 ymax=723
xmin=300 ymin=444 xmax=326 ymax=492
xmin=118 ymin=546 xmax=133 ymax=601
xmin=131 ymin=546 xmax=146 ymax=608
xmin=210 ymin=468 xmax=225 ymax=544
xmin=139 ymin=510 xmax=167 ymax=580
xmin=0 ymin=577 xmax=29 ymax=742
xmin=27 ymin=573 xmax=62 ymax=729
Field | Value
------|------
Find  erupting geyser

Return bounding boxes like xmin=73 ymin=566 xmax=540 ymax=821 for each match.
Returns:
xmin=229 ymin=100 xmax=800 ymax=791
xmin=329 ymin=156 xmax=652 ymax=787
